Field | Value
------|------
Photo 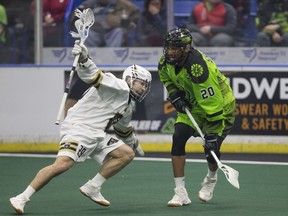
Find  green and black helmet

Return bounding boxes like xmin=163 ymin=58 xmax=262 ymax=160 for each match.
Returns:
xmin=164 ymin=27 xmax=193 ymax=47
xmin=163 ymin=28 xmax=193 ymax=65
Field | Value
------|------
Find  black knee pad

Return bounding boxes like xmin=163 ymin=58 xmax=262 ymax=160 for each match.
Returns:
xmin=171 ymin=142 xmax=186 ymax=156
xmin=171 ymin=123 xmax=194 ymax=156
xmin=171 ymin=133 xmax=186 ymax=156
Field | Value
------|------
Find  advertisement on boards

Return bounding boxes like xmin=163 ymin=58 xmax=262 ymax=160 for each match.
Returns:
xmin=227 ymin=71 xmax=288 ymax=135
xmin=45 ymin=47 xmax=288 ymax=66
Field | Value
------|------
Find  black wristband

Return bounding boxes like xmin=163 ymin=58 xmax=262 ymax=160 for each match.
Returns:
xmin=79 ymin=55 xmax=90 ymax=64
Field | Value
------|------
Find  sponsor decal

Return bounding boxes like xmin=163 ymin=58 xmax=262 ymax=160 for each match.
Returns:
xmin=131 ymin=120 xmax=162 ymax=131
xmin=51 ymin=48 xmax=67 ymax=63
xmin=228 ymin=72 xmax=288 ymax=135
xmin=114 ymin=48 xmax=129 ymax=62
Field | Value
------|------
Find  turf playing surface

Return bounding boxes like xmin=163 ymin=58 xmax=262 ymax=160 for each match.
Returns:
xmin=1 ymin=155 xmax=287 ymax=216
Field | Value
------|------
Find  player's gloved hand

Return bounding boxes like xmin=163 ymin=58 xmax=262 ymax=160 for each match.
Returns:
xmin=168 ymin=91 xmax=189 ymax=114
xmin=204 ymin=134 xmax=219 ymax=153
xmin=71 ymin=40 xmax=89 ymax=62
xmin=133 ymin=138 xmax=145 ymax=157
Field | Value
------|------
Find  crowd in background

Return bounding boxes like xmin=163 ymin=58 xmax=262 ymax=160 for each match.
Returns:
xmin=0 ymin=0 xmax=287 ymax=64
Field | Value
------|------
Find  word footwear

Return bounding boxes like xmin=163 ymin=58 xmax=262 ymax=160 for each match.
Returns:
xmin=198 ymin=175 xmax=217 ymax=202
xmin=80 ymin=180 xmax=110 ymax=206
xmin=167 ymin=187 xmax=191 ymax=207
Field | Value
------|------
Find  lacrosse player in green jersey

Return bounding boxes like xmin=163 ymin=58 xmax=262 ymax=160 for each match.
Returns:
xmin=158 ymin=28 xmax=236 ymax=206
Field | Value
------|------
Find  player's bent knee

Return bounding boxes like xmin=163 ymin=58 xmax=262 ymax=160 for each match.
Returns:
xmin=116 ymin=145 xmax=135 ymax=162
xmin=53 ymin=156 xmax=75 ymax=173
xmin=171 ymin=125 xmax=189 ymax=156
xmin=171 ymin=143 xmax=186 ymax=156
xmin=124 ymin=148 xmax=135 ymax=162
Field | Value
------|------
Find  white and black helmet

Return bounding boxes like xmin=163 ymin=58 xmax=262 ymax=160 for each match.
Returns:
xmin=122 ymin=64 xmax=152 ymax=102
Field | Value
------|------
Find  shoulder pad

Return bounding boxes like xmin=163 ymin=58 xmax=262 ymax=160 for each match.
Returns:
xmin=184 ymin=50 xmax=209 ymax=84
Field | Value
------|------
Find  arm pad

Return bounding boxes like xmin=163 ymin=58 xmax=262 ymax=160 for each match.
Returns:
xmin=77 ymin=59 xmax=103 ymax=87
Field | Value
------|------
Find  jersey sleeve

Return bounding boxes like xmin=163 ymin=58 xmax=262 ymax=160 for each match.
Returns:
xmin=76 ymin=59 xmax=104 ymax=88
xmin=77 ymin=60 xmax=128 ymax=93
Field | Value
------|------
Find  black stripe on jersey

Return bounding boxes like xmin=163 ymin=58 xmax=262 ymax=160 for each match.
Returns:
xmin=206 ymin=110 xmax=223 ymax=119
xmin=114 ymin=126 xmax=133 ymax=138
xmin=184 ymin=50 xmax=209 ymax=84
xmin=59 ymin=141 xmax=78 ymax=152
xmin=210 ymin=119 xmax=223 ymax=127
xmin=166 ymin=83 xmax=176 ymax=93
xmin=104 ymin=113 xmax=124 ymax=132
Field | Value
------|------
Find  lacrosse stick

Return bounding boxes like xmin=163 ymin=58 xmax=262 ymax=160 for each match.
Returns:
xmin=55 ymin=8 xmax=94 ymax=125
xmin=184 ymin=107 xmax=240 ymax=189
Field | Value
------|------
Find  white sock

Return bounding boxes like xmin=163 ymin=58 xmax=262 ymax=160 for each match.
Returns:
xmin=174 ymin=176 xmax=185 ymax=188
xmin=90 ymin=173 xmax=106 ymax=187
xmin=207 ymin=168 xmax=218 ymax=178
xmin=21 ymin=185 xmax=35 ymax=199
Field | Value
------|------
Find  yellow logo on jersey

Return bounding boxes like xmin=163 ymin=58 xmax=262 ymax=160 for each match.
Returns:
xmin=191 ymin=64 xmax=203 ymax=77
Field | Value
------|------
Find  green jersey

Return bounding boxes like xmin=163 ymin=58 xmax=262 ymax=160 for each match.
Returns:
xmin=158 ymin=49 xmax=235 ymax=136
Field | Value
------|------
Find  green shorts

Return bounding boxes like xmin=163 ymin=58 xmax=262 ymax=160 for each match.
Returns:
xmin=176 ymin=100 xmax=236 ymax=138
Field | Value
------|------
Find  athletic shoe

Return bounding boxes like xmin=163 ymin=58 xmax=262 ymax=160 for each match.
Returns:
xmin=198 ymin=175 xmax=217 ymax=202
xmin=80 ymin=180 xmax=110 ymax=206
xmin=167 ymin=187 xmax=191 ymax=207
xmin=10 ymin=194 xmax=30 ymax=215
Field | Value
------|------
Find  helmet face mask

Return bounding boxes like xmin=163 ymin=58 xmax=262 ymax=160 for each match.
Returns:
xmin=122 ymin=65 xmax=152 ymax=102
xmin=163 ymin=28 xmax=192 ymax=65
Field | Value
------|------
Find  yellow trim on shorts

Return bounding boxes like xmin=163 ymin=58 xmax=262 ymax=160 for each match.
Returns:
xmin=59 ymin=140 xmax=78 ymax=152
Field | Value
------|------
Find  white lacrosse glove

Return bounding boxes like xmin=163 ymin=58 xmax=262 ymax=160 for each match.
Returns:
xmin=71 ymin=40 xmax=89 ymax=62
xmin=133 ymin=138 xmax=145 ymax=157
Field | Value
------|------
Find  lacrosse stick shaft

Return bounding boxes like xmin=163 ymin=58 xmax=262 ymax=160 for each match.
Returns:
xmin=55 ymin=8 xmax=94 ymax=125
xmin=185 ymin=107 xmax=205 ymax=140
xmin=210 ymin=150 xmax=221 ymax=165
xmin=55 ymin=55 xmax=79 ymax=125
xmin=184 ymin=107 xmax=240 ymax=189
xmin=184 ymin=107 xmax=222 ymax=164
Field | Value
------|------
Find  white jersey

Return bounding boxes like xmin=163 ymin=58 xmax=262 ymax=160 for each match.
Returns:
xmin=58 ymin=61 xmax=136 ymax=163
xmin=61 ymin=71 xmax=134 ymax=138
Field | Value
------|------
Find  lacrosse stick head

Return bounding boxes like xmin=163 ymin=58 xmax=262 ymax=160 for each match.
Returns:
xmin=184 ymin=108 xmax=240 ymax=190
xmin=69 ymin=8 xmax=95 ymax=44
xmin=218 ymin=163 xmax=240 ymax=189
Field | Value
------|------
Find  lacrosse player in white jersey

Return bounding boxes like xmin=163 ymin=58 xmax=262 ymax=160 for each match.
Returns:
xmin=10 ymin=40 xmax=152 ymax=215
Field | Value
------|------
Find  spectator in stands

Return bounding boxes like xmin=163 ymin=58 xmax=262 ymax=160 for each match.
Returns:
xmin=77 ymin=0 xmax=141 ymax=47
xmin=31 ymin=0 xmax=69 ymax=47
xmin=224 ymin=0 xmax=250 ymax=33
xmin=0 ymin=3 xmax=8 ymax=47
xmin=186 ymin=0 xmax=237 ymax=47
xmin=256 ymin=0 xmax=288 ymax=47
xmin=134 ymin=0 xmax=167 ymax=47
xmin=0 ymin=3 xmax=18 ymax=64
